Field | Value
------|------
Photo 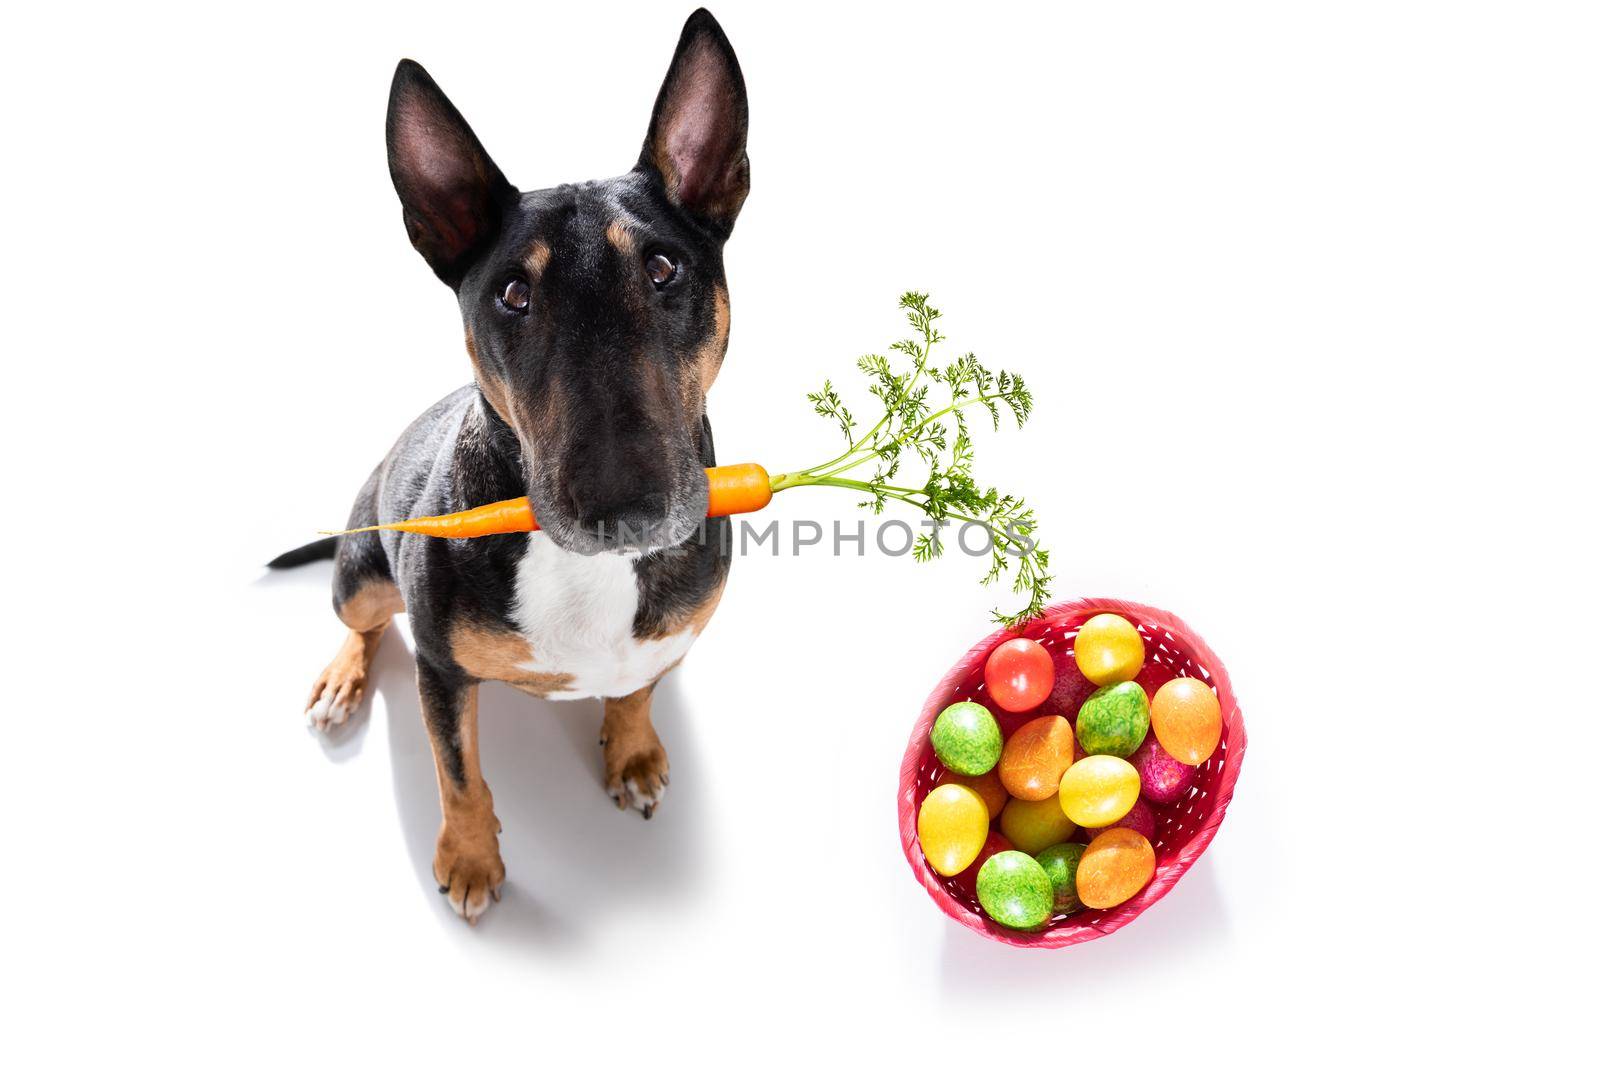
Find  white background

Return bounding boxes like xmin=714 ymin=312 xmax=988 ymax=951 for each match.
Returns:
xmin=3 ymin=1 xmax=1595 ymax=1059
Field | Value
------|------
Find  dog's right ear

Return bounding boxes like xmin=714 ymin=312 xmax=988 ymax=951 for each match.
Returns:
xmin=386 ymin=60 xmax=515 ymax=287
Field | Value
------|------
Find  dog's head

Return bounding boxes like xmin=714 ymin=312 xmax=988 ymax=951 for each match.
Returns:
xmin=384 ymin=10 xmax=748 ymax=555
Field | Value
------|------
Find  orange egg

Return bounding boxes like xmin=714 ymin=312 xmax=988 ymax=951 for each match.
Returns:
xmin=1150 ymin=677 xmax=1222 ymax=766
xmin=998 ymin=715 xmax=1076 ymax=800
xmin=1075 ymin=827 xmax=1156 ymax=909
xmin=935 ymin=766 xmax=1008 ymax=818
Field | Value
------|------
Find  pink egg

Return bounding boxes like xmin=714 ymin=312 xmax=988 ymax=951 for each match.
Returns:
xmin=1129 ymin=734 xmax=1197 ymax=805
xmin=1043 ymin=651 xmax=1099 ymax=721
xmin=1086 ymin=799 xmax=1158 ymax=840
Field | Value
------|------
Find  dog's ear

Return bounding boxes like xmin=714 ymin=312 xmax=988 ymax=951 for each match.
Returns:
xmin=639 ymin=9 xmax=750 ymax=234
xmin=386 ymin=60 xmax=515 ymax=286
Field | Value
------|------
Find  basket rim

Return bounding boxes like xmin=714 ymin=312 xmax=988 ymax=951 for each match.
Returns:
xmin=897 ymin=597 xmax=1247 ymax=948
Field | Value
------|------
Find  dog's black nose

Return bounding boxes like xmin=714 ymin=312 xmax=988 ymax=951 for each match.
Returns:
xmin=566 ymin=482 xmax=669 ymax=544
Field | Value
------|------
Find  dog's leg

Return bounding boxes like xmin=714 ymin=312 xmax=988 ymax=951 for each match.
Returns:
xmin=419 ymin=661 xmax=504 ymax=924
xmin=305 ymin=579 xmax=402 ymax=731
xmin=306 ymin=475 xmax=400 ymax=730
xmin=601 ymin=682 xmax=670 ymax=818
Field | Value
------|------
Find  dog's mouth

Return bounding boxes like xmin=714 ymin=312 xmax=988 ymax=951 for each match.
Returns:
xmin=528 ymin=472 xmax=709 ymax=558
xmin=542 ymin=513 xmax=694 ymax=556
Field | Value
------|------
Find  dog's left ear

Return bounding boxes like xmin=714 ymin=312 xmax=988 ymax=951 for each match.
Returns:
xmin=639 ymin=9 xmax=750 ymax=234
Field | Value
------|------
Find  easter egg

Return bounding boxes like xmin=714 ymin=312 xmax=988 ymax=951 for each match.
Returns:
xmin=916 ymin=784 xmax=991 ymax=876
xmin=934 ymin=766 xmax=1008 ymax=818
xmin=976 ymin=851 xmax=1053 ymax=930
xmin=1042 ymin=652 xmax=1099 ymax=720
xmin=952 ymin=830 xmax=1015 ymax=895
xmin=1000 ymin=794 xmax=1077 ymax=854
xmin=1076 ymin=681 xmax=1151 ymax=757
xmin=1035 ymin=842 xmax=1087 ymax=914
xmin=1073 ymin=613 xmax=1144 ymax=686
xmin=1057 ymin=754 xmax=1140 ymax=828
xmin=983 ymin=638 xmax=1055 ymax=713
xmin=998 ymin=715 xmax=1076 ymax=800
xmin=1151 ymin=677 xmax=1222 ymax=766
xmin=931 ymin=701 xmax=1002 ymax=775
xmin=1133 ymin=658 xmax=1177 ymax=701
xmin=1128 ymin=734 xmax=1197 ymax=805
xmin=1086 ymin=798 xmax=1157 ymax=841
xmin=1076 ymin=827 xmax=1156 ymax=909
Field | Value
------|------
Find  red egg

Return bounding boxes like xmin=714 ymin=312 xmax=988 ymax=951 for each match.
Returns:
xmin=984 ymin=638 xmax=1055 ymax=713
xmin=1042 ymin=651 xmax=1100 ymax=720
xmin=1134 ymin=659 xmax=1177 ymax=701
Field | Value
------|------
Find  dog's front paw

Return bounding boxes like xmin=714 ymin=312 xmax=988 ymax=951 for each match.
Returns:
xmin=433 ymin=818 xmax=505 ymax=925
xmin=600 ymin=723 xmax=669 ymax=818
xmin=305 ymin=654 xmax=368 ymax=732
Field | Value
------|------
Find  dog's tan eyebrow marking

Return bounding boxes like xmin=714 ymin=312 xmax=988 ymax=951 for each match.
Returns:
xmin=605 ymin=219 xmax=636 ymax=256
xmin=524 ymin=240 xmax=551 ymax=278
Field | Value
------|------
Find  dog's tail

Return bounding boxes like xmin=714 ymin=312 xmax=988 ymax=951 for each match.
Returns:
xmin=266 ymin=536 xmax=339 ymax=569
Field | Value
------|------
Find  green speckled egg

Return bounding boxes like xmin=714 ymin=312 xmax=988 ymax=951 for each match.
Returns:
xmin=1075 ymin=681 xmax=1150 ymax=757
xmin=931 ymin=701 xmax=1002 ymax=775
xmin=976 ymin=851 xmax=1053 ymax=930
xmin=1035 ymin=842 xmax=1088 ymax=914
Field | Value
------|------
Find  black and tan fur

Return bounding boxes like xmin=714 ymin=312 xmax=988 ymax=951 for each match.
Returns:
xmin=273 ymin=10 xmax=750 ymax=924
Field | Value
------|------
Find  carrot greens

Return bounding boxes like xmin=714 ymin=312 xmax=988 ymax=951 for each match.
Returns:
xmin=768 ymin=293 xmax=1052 ymax=627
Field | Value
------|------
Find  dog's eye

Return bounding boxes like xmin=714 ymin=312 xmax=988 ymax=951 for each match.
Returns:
xmin=499 ymin=277 xmax=531 ymax=313
xmin=645 ymin=253 xmax=678 ymax=289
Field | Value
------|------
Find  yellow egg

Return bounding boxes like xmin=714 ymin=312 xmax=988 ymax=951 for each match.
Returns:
xmin=999 ymin=794 xmax=1077 ymax=854
xmin=935 ymin=766 xmax=1009 ymax=819
xmin=1074 ymin=613 xmax=1145 ymax=686
xmin=917 ymin=784 xmax=990 ymax=876
xmin=1057 ymin=755 xmax=1140 ymax=828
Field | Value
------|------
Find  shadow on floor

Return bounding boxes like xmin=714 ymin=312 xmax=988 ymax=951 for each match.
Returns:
xmin=936 ymin=858 xmax=1232 ymax=996
xmin=258 ymin=556 xmax=711 ymax=954
xmin=352 ymin=625 xmax=711 ymax=953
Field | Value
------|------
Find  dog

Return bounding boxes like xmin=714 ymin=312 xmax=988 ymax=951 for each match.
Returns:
xmin=268 ymin=9 xmax=749 ymax=924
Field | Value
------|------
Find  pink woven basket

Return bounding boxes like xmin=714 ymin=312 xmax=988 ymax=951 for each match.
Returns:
xmin=898 ymin=597 xmax=1246 ymax=948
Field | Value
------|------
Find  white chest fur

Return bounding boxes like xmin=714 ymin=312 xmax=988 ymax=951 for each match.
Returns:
xmin=509 ymin=533 xmax=698 ymax=700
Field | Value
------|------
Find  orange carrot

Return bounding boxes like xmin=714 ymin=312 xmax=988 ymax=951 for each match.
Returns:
xmin=325 ymin=463 xmax=772 ymax=539
xmin=703 ymin=462 xmax=772 ymax=517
